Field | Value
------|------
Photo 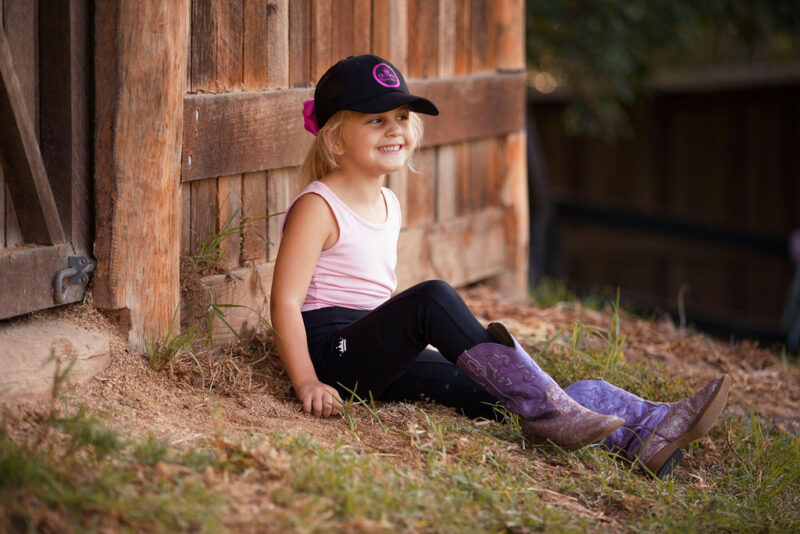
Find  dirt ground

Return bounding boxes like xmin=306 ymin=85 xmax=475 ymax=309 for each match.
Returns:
xmin=13 ymin=283 xmax=800 ymax=450
xmin=5 ymin=285 xmax=800 ymax=530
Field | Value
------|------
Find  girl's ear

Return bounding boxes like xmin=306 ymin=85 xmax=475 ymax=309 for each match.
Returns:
xmin=321 ymin=129 xmax=346 ymax=156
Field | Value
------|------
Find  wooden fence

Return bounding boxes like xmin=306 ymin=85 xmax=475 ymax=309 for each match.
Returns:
xmin=93 ymin=1 xmax=527 ymax=349
xmin=530 ymin=73 xmax=800 ymax=338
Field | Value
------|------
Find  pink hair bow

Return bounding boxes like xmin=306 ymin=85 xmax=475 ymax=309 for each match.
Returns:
xmin=302 ymin=98 xmax=320 ymax=135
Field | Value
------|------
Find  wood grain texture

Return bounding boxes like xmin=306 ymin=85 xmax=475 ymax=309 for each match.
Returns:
xmin=0 ymin=244 xmax=81 ymax=320
xmin=0 ymin=29 xmax=64 ymax=244
xmin=93 ymin=1 xmax=189 ymax=351
xmin=190 ymin=178 xmax=217 ymax=254
xmin=241 ymin=170 xmax=268 ymax=263
xmin=181 ymin=183 xmax=192 ymax=256
xmin=454 ymin=0 xmax=469 ymax=75
xmin=352 ymin=0 xmax=371 ymax=53
xmin=310 ymin=0 xmax=332 ymax=80
xmin=39 ymin=0 xmax=91 ymax=253
xmin=331 ymin=0 xmax=354 ymax=62
xmin=495 ymin=0 xmax=525 ymax=72
xmin=469 ymin=0 xmax=494 ymax=74
xmin=396 ymin=207 xmax=508 ymax=291
xmin=435 ymin=144 xmax=456 ymax=222
xmin=181 ymin=73 xmax=525 ymax=181
xmin=372 ymin=0 xmax=407 ymax=72
xmin=437 ymin=0 xmax=455 ymax=77
xmin=266 ymin=166 xmax=301 ymax=261
xmin=217 ymin=173 xmax=242 ymax=269
xmin=184 ymin=261 xmax=275 ymax=346
xmin=4 ymin=0 xmax=36 ymax=136
xmin=182 ymin=88 xmax=314 ymax=181
xmin=243 ymin=0 xmax=268 ymax=90
xmin=266 ymin=0 xmax=289 ymax=88
xmin=288 ymin=0 xmax=310 ymax=87
xmin=0 ymin=168 xmax=5 ymax=247
xmin=405 ymin=147 xmax=435 ymax=227
xmin=489 ymin=130 xmax=528 ymax=296
xmin=407 ymin=0 xmax=438 ymax=78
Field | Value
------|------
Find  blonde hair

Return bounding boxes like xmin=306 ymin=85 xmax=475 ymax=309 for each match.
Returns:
xmin=301 ymin=109 xmax=424 ymax=185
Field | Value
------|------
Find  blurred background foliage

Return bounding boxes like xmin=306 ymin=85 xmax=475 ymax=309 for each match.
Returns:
xmin=526 ymin=0 xmax=800 ymax=136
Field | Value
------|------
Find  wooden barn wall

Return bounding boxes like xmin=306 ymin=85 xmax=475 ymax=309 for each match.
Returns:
xmin=181 ymin=0 xmax=527 ymax=343
xmin=530 ymin=82 xmax=800 ymax=336
xmin=0 ymin=0 xmax=37 ymax=250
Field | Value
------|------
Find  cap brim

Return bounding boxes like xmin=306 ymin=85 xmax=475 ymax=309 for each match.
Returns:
xmin=347 ymin=91 xmax=439 ymax=116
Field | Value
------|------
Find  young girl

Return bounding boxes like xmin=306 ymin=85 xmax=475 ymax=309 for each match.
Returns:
xmin=270 ymin=54 xmax=731 ymax=478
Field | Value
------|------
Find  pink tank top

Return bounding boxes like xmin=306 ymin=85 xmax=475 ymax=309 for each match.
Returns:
xmin=283 ymin=181 xmax=401 ymax=312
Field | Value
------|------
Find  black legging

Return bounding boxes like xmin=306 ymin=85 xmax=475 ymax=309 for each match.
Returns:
xmin=302 ymin=280 xmax=499 ymax=418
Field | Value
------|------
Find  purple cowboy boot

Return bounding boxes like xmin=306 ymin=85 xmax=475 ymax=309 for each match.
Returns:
xmin=565 ymin=375 xmax=732 ymax=478
xmin=457 ymin=322 xmax=624 ymax=451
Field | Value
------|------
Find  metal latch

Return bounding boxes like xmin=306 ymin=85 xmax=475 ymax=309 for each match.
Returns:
xmin=54 ymin=256 xmax=96 ymax=305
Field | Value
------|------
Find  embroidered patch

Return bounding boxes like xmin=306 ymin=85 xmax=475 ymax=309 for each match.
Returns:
xmin=336 ymin=337 xmax=348 ymax=356
xmin=372 ymin=62 xmax=400 ymax=88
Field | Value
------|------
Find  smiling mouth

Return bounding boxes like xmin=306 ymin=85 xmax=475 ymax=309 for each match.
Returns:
xmin=378 ymin=144 xmax=403 ymax=153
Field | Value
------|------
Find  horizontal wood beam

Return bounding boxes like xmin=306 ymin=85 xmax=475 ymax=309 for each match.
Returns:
xmin=181 ymin=73 xmax=526 ymax=182
xmin=0 ymin=244 xmax=82 ymax=320
xmin=189 ymin=207 xmax=511 ymax=346
xmin=0 ymin=28 xmax=65 ymax=244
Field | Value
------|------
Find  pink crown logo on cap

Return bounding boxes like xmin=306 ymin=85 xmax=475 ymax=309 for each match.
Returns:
xmin=372 ymin=63 xmax=400 ymax=88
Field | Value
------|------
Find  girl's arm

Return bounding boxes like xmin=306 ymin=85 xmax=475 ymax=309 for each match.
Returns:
xmin=270 ymin=193 xmax=343 ymax=418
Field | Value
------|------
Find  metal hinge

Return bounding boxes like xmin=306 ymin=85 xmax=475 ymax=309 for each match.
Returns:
xmin=54 ymin=256 xmax=96 ymax=305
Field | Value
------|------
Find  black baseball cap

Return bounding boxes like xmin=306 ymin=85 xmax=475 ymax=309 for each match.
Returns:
xmin=313 ymin=54 xmax=439 ymax=128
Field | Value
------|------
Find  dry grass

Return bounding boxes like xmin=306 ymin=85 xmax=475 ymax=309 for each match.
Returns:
xmin=2 ymin=285 xmax=799 ymax=532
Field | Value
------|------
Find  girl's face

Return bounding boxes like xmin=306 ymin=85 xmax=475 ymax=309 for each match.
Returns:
xmin=334 ymin=107 xmax=416 ymax=178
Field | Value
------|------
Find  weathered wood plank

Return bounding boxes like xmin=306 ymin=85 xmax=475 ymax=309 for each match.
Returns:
xmin=241 ymin=170 xmax=268 ymax=263
xmin=93 ymin=1 xmax=189 ymax=351
xmin=407 ymin=0 xmax=438 ymax=78
xmin=39 ymin=0 xmax=91 ymax=253
xmin=267 ymin=0 xmax=289 ymax=88
xmin=190 ymin=207 xmax=510 ymax=346
xmin=396 ymin=207 xmax=509 ymax=291
xmin=182 ymin=73 xmax=525 ymax=181
xmin=4 ymin=183 xmax=22 ymax=247
xmin=331 ymin=0 xmax=354 ymax=62
xmin=266 ymin=167 xmax=301 ymax=261
xmin=0 ymin=28 xmax=64 ymax=244
xmin=4 ymin=0 xmax=36 ymax=136
xmin=186 ymin=261 xmax=275 ymax=346
xmin=0 ymin=244 xmax=84 ymax=320
xmin=243 ymin=0 xmax=268 ymax=90
xmin=217 ymin=1 xmax=244 ymax=91
xmin=437 ymin=0 xmax=455 ymax=77
xmin=288 ymin=0 xmax=311 ymax=87
xmin=310 ymin=0 xmax=332 ymax=80
xmin=190 ymin=0 xmax=216 ymax=92
xmin=217 ymin=173 xmax=242 ymax=269
xmin=386 ymin=166 xmax=409 ymax=229
xmin=454 ymin=0 xmax=470 ymax=75
xmin=190 ymin=178 xmax=218 ymax=255
xmin=495 ymin=0 xmax=525 ymax=72
xmin=373 ymin=0 xmax=408 ymax=73
xmin=352 ymin=0 xmax=371 ymax=53
xmin=469 ymin=0 xmax=493 ymax=73
xmin=0 ymin=168 xmax=5 ymax=247
xmin=405 ymin=147 xmax=435 ymax=227
xmin=183 ymin=88 xmax=314 ymax=182
xmin=435 ymin=144 xmax=456 ymax=222
xmin=181 ymin=183 xmax=192 ymax=256
xmin=489 ymin=130 xmax=528 ymax=297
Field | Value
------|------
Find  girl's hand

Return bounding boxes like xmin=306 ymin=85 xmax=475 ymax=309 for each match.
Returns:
xmin=296 ymin=380 xmax=343 ymax=418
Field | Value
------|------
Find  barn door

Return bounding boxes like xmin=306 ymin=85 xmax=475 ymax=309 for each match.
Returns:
xmin=0 ymin=0 xmax=92 ymax=320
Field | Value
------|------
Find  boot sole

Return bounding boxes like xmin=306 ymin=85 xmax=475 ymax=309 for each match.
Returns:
xmin=526 ymin=416 xmax=625 ymax=452
xmin=644 ymin=374 xmax=732 ymax=476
